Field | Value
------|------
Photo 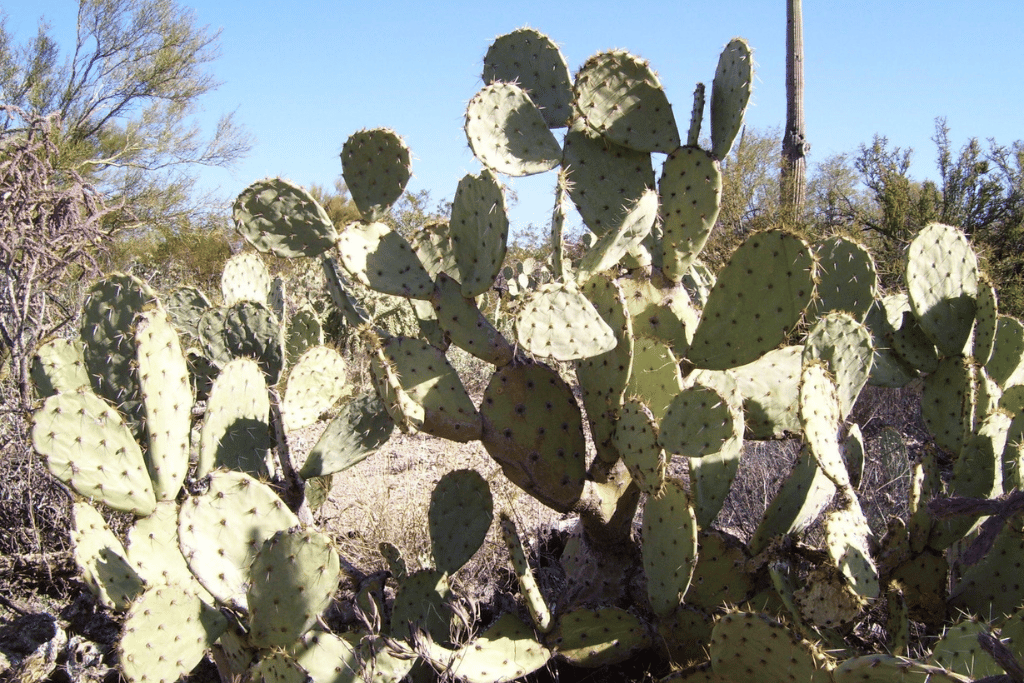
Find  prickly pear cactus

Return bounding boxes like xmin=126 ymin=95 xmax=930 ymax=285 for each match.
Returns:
xmin=32 ymin=23 xmax=1024 ymax=683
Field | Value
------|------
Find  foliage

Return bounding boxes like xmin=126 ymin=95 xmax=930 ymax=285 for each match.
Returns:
xmin=24 ymin=26 xmax=1024 ymax=683
xmin=0 ymin=0 xmax=251 ymax=233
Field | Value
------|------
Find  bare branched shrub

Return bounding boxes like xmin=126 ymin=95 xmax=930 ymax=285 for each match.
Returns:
xmin=0 ymin=104 xmax=116 ymax=560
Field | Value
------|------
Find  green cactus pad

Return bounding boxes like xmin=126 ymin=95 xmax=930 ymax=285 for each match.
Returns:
xmin=833 ymin=655 xmax=971 ymax=683
xmin=430 ymin=469 xmax=493 ymax=574
xmin=863 ymin=297 xmax=919 ymax=388
xmin=516 ymin=281 xmax=617 ymax=361
xmin=794 ymin=566 xmax=866 ymax=628
xmin=33 ymin=390 xmax=156 ymax=515
xmin=626 ymin=337 xmax=683 ymax=421
xmin=223 ymin=300 xmax=284 ymax=384
xmin=686 ymin=369 xmax=745 ymax=527
xmin=560 ymin=118 xmax=655 ymax=237
xmin=300 ymin=395 xmax=394 ymax=478
xmin=905 ymin=222 xmax=980 ymax=356
xmin=642 ymin=478 xmax=698 ymax=616
xmin=843 ymin=423 xmax=866 ymax=489
xmin=431 ymin=272 xmax=514 ymax=366
xmin=422 ymin=612 xmax=550 ymax=683
xmin=480 ymin=361 xmax=587 ymax=513
xmin=576 ymin=189 xmax=658 ymax=283
xmin=322 ymin=257 xmax=372 ymax=329
xmin=617 ymin=269 xmax=698 ymax=354
xmin=119 ymin=582 xmax=227 ymax=683
xmin=163 ymin=285 xmax=211 ymax=340
xmin=731 ymin=345 xmax=803 ymax=438
xmin=824 ymin=499 xmax=879 ymax=599
xmin=482 ymin=28 xmax=573 ymax=128
xmin=233 ymin=177 xmax=338 ymax=259
xmin=286 ymin=305 xmax=324 ymax=364
xmin=178 ymin=470 xmax=299 ymax=609
xmin=392 ymin=569 xmax=452 ymax=642
xmin=802 ymin=311 xmax=874 ymax=421
xmin=197 ymin=305 xmax=232 ymax=368
xmin=921 ymin=355 xmax=975 ymax=455
xmin=248 ymin=652 xmax=311 ymax=683
xmin=341 ymin=128 xmax=412 ymax=223
xmin=949 ymin=513 xmax=1024 ymax=620
xmin=972 ymin=275 xmax=999 ymax=365
xmin=31 ymin=337 xmax=89 ymax=398
xmin=930 ymin=620 xmax=1002 ymax=680
xmin=658 ymin=147 xmax=723 ymax=281
xmin=450 ymin=170 xmax=509 ymax=298
xmin=80 ymin=273 xmax=157 ymax=435
xmin=289 ymin=630 xmax=361 ymax=683
xmin=465 ymin=82 xmax=561 ymax=176
xmin=987 ymin=315 xmax=1024 ymax=387
xmin=688 ymin=230 xmax=815 ymax=370
xmin=500 ymin=513 xmax=552 ymax=633
xmin=749 ymin=444 xmax=836 ymax=555
xmin=221 ymin=251 xmax=271 ymax=307
xmin=929 ymin=409 xmax=1011 ymax=550
xmin=71 ymin=502 xmax=145 ymax=611
xmin=890 ymin=550 xmax=948 ymax=630
xmin=549 ymin=607 xmax=651 ymax=668
xmin=659 ymin=382 xmax=735 ymax=458
xmin=710 ymin=611 xmax=832 ymax=683
xmin=710 ymin=38 xmax=754 ymax=160
xmin=336 ymin=221 xmax=435 ymax=300
xmin=687 ymin=529 xmax=754 ymax=610
xmin=808 ymin=236 xmax=878 ymax=323
xmin=576 ymin=274 xmax=633 ymax=455
xmin=197 ymin=357 xmax=271 ymax=478
xmin=135 ymin=309 xmax=192 ymax=501
xmin=247 ymin=528 xmax=341 ymax=649
xmin=126 ymin=501 xmax=202 ymax=594
xmin=887 ymin=298 xmax=940 ymax=375
xmin=281 ymin=345 xmax=348 ymax=432
xmin=800 ymin=361 xmax=851 ymax=490
xmin=614 ymin=398 xmax=666 ymax=497
xmin=371 ymin=336 xmax=481 ymax=442
xmin=574 ymin=50 xmax=680 ymax=154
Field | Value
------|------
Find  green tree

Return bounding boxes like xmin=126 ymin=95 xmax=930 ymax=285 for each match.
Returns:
xmin=0 ymin=0 xmax=251 ymax=233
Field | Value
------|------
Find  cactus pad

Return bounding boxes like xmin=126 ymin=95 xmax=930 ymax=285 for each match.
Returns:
xmin=429 ymin=469 xmax=493 ymax=574
xmin=905 ymin=222 xmax=979 ymax=356
xmin=642 ymin=478 xmax=698 ymax=616
xmin=247 ymin=528 xmax=341 ymax=649
xmin=516 ymin=281 xmax=617 ymax=361
xmin=371 ymin=336 xmax=481 ymax=442
xmin=198 ymin=357 xmax=271 ymax=478
xmin=709 ymin=611 xmax=832 ymax=683
xmin=33 ymin=390 xmax=156 ymax=515
xmin=221 ymin=251 xmax=271 ymax=307
xmin=71 ymin=502 xmax=145 ymax=611
xmin=233 ymin=177 xmax=338 ymax=258
xmin=480 ymin=361 xmax=587 ymax=512
xmin=710 ymin=38 xmax=753 ymax=160
xmin=658 ymin=147 xmax=723 ymax=281
xmin=574 ymin=49 xmax=679 ymax=153
xmin=281 ymin=345 xmax=348 ymax=432
xmin=550 ymin=607 xmax=651 ymax=668
xmin=687 ymin=230 xmax=814 ymax=370
xmin=465 ymin=82 xmax=561 ymax=176
xmin=483 ymin=28 xmax=573 ymax=128
xmin=341 ymin=128 xmax=411 ymax=223
xmin=337 ymin=221 xmax=435 ymax=300
xmin=178 ymin=470 xmax=299 ymax=609
xmin=450 ymin=170 xmax=509 ymax=298
xmin=118 ymin=583 xmax=227 ymax=683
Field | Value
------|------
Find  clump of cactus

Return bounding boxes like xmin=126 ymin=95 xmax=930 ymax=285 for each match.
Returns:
xmin=28 ymin=24 xmax=1024 ymax=683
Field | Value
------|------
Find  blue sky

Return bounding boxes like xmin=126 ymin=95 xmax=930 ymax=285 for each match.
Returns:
xmin=5 ymin=1 xmax=1023 ymax=231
